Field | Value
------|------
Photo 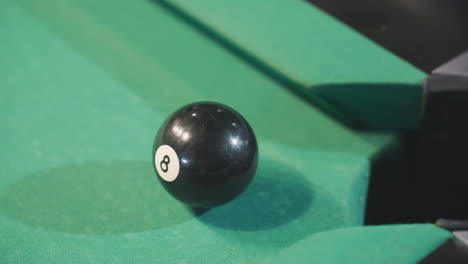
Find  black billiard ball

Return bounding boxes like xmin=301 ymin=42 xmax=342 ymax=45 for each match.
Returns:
xmin=152 ymin=102 xmax=258 ymax=208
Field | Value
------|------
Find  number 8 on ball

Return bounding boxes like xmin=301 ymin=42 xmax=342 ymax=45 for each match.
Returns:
xmin=154 ymin=145 xmax=180 ymax=182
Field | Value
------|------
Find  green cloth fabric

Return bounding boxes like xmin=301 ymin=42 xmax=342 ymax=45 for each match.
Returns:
xmin=270 ymin=224 xmax=450 ymax=264
xmin=163 ymin=0 xmax=426 ymax=129
xmin=0 ymin=0 xmax=449 ymax=263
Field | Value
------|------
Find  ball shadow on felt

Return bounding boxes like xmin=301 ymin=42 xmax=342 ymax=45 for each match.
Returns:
xmin=196 ymin=157 xmax=314 ymax=231
xmin=0 ymin=160 xmax=195 ymax=234
xmin=195 ymin=155 xmax=345 ymax=247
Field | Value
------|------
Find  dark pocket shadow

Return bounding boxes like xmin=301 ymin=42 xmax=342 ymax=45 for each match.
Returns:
xmin=310 ymin=83 xmax=423 ymax=130
xmin=0 ymin=160 xmax=195 ymax=234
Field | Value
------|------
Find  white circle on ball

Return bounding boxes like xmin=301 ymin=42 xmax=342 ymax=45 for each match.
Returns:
xmin=154 ymin=145 xmax=180 ymax=182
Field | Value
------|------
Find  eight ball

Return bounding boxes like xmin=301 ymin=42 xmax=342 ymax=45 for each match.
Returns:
xmin=153 ymin=102 xmax=258 ymax=208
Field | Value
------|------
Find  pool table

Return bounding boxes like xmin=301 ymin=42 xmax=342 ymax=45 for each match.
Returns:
xmin=1 ymin=0 xmax=466 ymax=263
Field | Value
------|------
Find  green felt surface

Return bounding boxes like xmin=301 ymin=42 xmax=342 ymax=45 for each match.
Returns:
xmin=0 ymin=0 xmax=447 ymax=263
xmin=163 ymin=0 xmax=427 ymax=129
xmin=270 ymin=224 xmax=451 ymax=264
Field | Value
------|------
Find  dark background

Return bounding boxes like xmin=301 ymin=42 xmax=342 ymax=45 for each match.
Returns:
xmin=308 ymin=0 xmax=468 ymax=73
